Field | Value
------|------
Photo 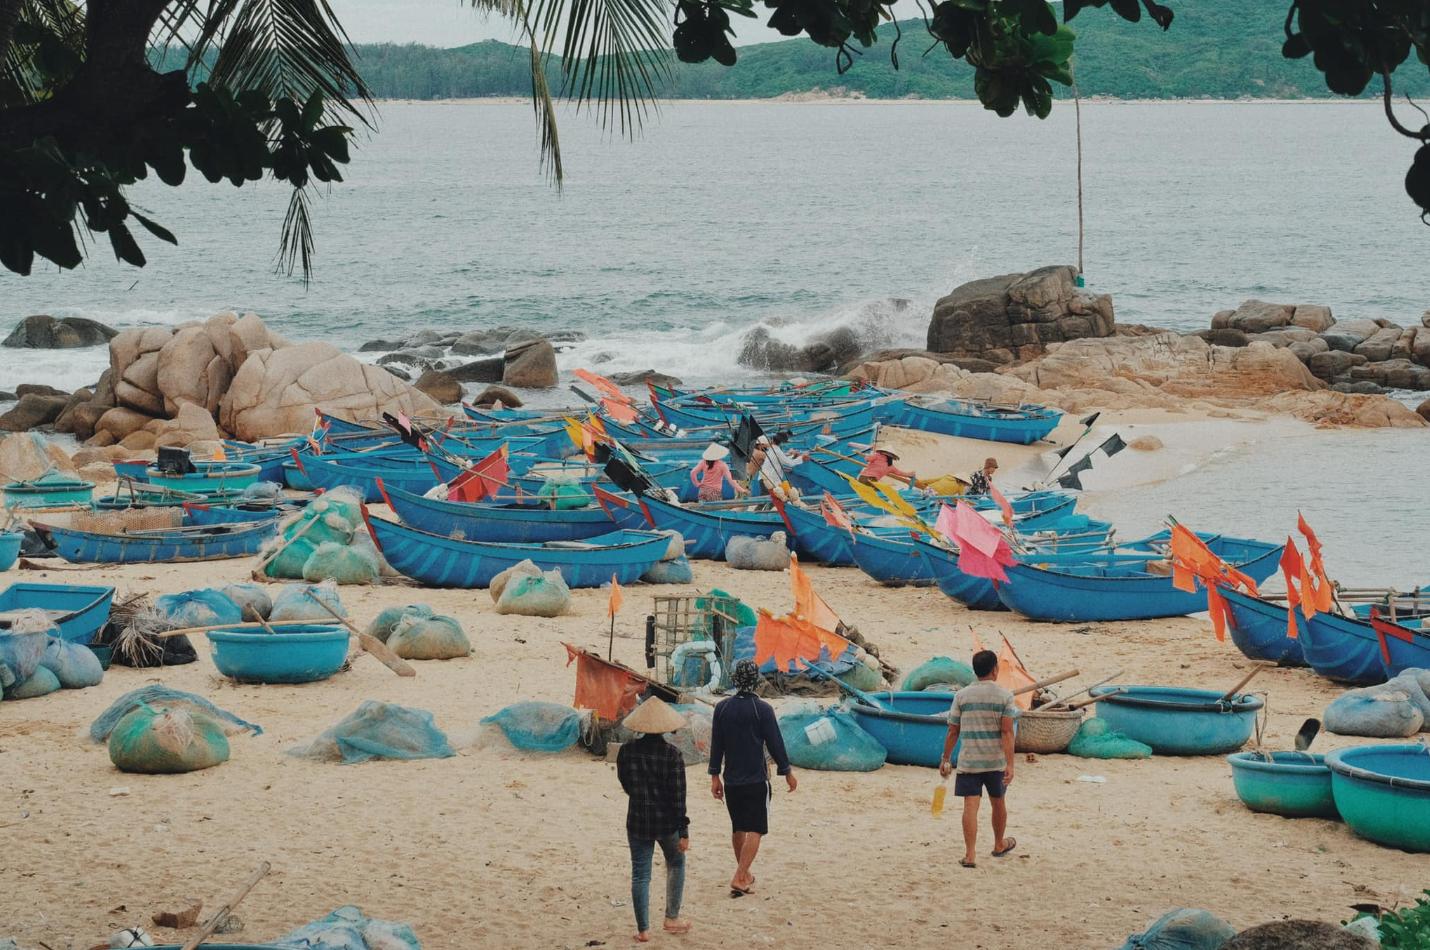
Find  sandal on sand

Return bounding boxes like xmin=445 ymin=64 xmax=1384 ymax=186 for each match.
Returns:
xmin=993 ymin=837 xmax=1017 ymax=858
xmin=730 ymin=888 xmax=749 ymax=898
xmin=959 ymin=858 xmax=977 ymax=869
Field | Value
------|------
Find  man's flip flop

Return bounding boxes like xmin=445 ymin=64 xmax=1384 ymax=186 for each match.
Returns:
xmin=992 ymin=837 xmax=1017 ymax=858
xmin=729 ymin=887 xmax=750 ymax=898
xmin=959 ymin=859 xmax=977 ymax=869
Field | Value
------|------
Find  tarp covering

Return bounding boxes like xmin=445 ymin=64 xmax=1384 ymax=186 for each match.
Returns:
xmin=563 ymin=643 xmax=647 ymax=720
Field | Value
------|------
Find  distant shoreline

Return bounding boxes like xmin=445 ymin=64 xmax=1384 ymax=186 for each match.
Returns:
xmin=376 ymin=95 xmax=1387 ymax=106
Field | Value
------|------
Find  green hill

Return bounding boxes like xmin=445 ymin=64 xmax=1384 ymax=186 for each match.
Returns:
xmin=347 ymin=1 xmax=1430 ymax=101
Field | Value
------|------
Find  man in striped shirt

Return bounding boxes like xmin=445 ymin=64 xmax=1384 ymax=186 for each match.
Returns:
xmin=939 ymin=650 xmax=1018 ymax=868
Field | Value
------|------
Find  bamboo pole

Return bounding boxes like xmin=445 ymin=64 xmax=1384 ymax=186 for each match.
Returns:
xmin=1012 ymin=668 xmax=1079 ymax=697
xmin=301 ymin=591 xmax=416 ymax=678
xmin=179 ymin=861 xmax=270 ymax=950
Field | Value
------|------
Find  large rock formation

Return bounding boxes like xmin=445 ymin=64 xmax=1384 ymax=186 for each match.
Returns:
xmin=925 ymin=265 xmax=1114 ymax=365
xmin=3 ymin=314 xmax=117 ymax=348
xmin=219 ymin=341 xmax=441 ymax=440
xmin=0 ymin=432 xmax=77 ymax=481
xmin=738 ymin=326 xmax=865 ymax=373
xmin=0 ymin=392 xmax=71 ymax=432
xmin=501 ymin=339 xmax=559 ymax=388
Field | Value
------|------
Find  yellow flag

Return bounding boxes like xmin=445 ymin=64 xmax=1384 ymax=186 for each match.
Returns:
xmin=874 ymin=479 xmax=917 ymax=518
xmin=564 ymin=417 xmax=585 ymax=451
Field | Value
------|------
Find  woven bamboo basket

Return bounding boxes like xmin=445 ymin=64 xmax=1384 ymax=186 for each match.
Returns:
xmin=1014 ymin=706 xmax=1085 ymax=754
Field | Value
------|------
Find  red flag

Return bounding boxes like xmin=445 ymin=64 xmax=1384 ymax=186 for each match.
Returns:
xmin=448 ymin=447 xmax=510 ymax=503
xmin=989 ymin=484 xmax=1014 ymax=528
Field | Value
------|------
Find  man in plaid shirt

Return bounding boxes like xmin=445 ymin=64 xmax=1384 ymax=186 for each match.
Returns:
xmin=617 ymin=698 xmax=692 ymax=942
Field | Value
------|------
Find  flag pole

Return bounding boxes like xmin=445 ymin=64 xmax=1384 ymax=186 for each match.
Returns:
xmin=608 ymin=611 xmax=615 ymax=662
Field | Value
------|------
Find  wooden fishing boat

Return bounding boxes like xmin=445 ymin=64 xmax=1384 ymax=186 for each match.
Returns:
xmin=780 ymin=501 xmax=857 ymax=566
xmin=1366 ymin=611 xmax=1430 ymax=679
xmin=1299 ymin=610 xmax=1390 ymax=685
xmin=849 ymin=528 xmax=937 ymax=587
xmin=882 ymin=396 xmax=1063 ymax=444
xmin=144 ymin=460 xmax=262 ymax=494
xmin=364 ymin=514 xmax=669 ymax=588
xmin=1326 ymin=744 xmax=1430 ymax=852
xmin=0 ymin=582 xmax=115 ymax=644
xmin=847 ymin=691 xmax=959 ymax=768
xmin=1218 ymin=587 xmax=1308 ymax=667
xmin=631 ymin=494 xmax=789 ymax=560
xmin=31 ymin=519 xmax=277 ymax=564
xmin=3 ymin=472 xmax=95 ymax=510
xmin=1089 ymin=685 xmax=1262 ymax=755
xmin=379 ymin=482 xmax=617 ymax=544
xmin=995 ymin=535 xmax=1284 ymax=622
xmin=181 ymin=499 xmax=310 ymax=527
xmin=911 ymin=536 xmax=1004 ymax=610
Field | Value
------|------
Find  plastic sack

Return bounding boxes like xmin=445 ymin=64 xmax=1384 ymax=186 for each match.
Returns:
xmin=289 ymin=701 xmax=455 ymax=765
xmin=7 ymin=665 xmax=60 ymax=699
xmin=39 ymin=636 xmax=104 ymax=688
xmin=302 ymin=541 xmax=380 ymax=585
xmin=222 ymin=582 xmax=273 ymax=622
xmin=108 ymin=705 xmax=231 ymax=774
xmin=902 ymin=656 xmax=976 ymax=691
xmin=642 ymin=557 xmax=693 ymax=585
xmin=90 ymin=685 xmax=263 ymax=741
xmin=265 ymin=510 xmax=354 ymax=579
xmin=779 ymin=702 xmax=886 ymax=772
xmin=489 ymin=559 xmax=541 ymax=603
xmin=154 ymin=589 xmax=242 ymax=628
xmin=663 ymin=703 xmax=714 ymax=765
xmin=495 ymin=570 xmax=571 ymax=617
xmin=367 ymin=604 xmax=433 ymax=643
xmin=725 ymin=533 xmax=790 ymax=570
xmin=0 ymin=613 xmax=51 ymax=688
xmin=482 ymin=701 xmax=583 ymax=753
xmin=1324 ymin=688 xmax=1425 ymax=738
xmin=1119 ymin=909 xmax=1237 ymax=950
xmin=538 ymin=475 xmax=592 ymax=511
xmin=1382 ymin=669 xmax=1430 ymax=724
xmin=275 ymin=904 xmax=420 ymax=950
xmin=1068 ymin=717 xmax=1153 ymax=759
xmin=658 ymin=531 xmax=686 ymax=562
xmin=312 ymin=487 xmax=364 ymax=531
xmin=269 ymin=581 xmax=344 ymax=623
xmin=240 ymin=480 xmax=284 ymax=501
xmin=388 ymin=614 xmax=470 ymax=661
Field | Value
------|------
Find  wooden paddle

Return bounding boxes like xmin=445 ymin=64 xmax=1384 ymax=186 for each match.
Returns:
xmin=179 ymin=861 xmax=270 ymax=950
xmin=1044 ymin=670 xmax=1123 ymax=709
xmin=1011 ymin=668 xmax=1079 ymax=697
xmin=1219 ymin=662 xmax=1274 ymax=703
xmin=1062 ymin=690 xmax=1121 ymax=711
xmin=301 ymin=590 xmax=416 ymax=678
xmin=251 ymin=514 xmax=321 ymax=577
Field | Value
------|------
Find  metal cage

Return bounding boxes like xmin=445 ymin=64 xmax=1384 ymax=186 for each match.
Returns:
xmin=645 ymin=592 xmax=742 ymax=690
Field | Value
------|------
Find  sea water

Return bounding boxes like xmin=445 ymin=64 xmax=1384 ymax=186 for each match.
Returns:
xmin=0 ymin=100 xmax=1425 ymax=583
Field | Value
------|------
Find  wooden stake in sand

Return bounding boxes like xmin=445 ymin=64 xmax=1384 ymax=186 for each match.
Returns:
xmin=180 ymin=861 xmax=270 ymax=950
xmin=302 ymin=590 xmax=416 ymax=678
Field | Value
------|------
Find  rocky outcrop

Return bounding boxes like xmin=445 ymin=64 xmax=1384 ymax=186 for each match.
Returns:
xmin=925 ymin=265 xmax=1114 ymax=364
xmin=472 ymin=385 xmax=523 ymax=407
xmin=219 ymin=341 xmax=441 ymax=440
xmin=0 ymin=432 xmax=77 ymax=481
xmin=737 ymin=326 xmax=864 ymax=373
xmin=607 ymin=369 xmax=683 ymax=388
xmin=501 ymin=340 xmax=558 ymax=388
xmin=414 ymin=370 xmax=464 ymax=405
xmin=0 ymin=393 xmax=70 ymax=431
xmin=3 ymin=314 xmax=117 ymax=348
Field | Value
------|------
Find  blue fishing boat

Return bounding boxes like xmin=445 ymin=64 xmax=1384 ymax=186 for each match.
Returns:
xmin=113 ymin=459 xmax=152 ymax=481
xmin=181 ymin=499 xmax=309 ymax=527
xmin=3 ymin=472 xmax=95 ymax=509
xmin=365 ymin=515 xmax=669 ymax=588
xmin=1326 ymin=744 xmax=1430 ymax=852
xmin=0 ymin=582 xmax=115 ymax=644
xmin=650 ymin=395 xmax=883 ymax=439
xmin=145 ymin=460 xmax=262 ymax=494
xmin=32 ymin=519 xmax=277 ymax=564
xmin=911 ymin=536 xmax=1004 ymax=610
xmin=380 ymin=482 xmax=618 ymax=543
xmin=296 ymin=455 xmax=443 ymax=502
xmin=1366 ymin=612 xmax=1430 ymax=679
xmin=847 ymin=691 xmax=958 ymax=768
xmin=849 ymin=529 xmax=937 ymax=587
xmin=0 ymin=531 xmax=19 ymax=571
xmin=996 ymin=535 xmax=1284 ymax=622
xmin=1300 ymin=611 xmax=1389 ymax=685
xmin=1227 ymin=751 xmax=1338 ymax=819
xmin=1090 ymin=685 xmax=1262 ymax=755
xmin=633 ymin=494 xmax=788 ymax=560
xmin=780 ymin=501 xmax=857 ymax=566
xmin=885 ymin=396 xmax=1063 ymax=444
xmin=1218 ymin=587 xmax=1307 ymax=667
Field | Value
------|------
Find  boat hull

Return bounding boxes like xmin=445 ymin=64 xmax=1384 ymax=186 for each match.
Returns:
xmin=1302 ymin=611 xmax=1388 ymax=685
xmin=1091 ymin=686 xmax=1262 ymax=756
xmin=849 ymin=530 xmax=936 ymax=587
xmin=36 ymin=521 xmax=277 ymax=564
xmin=912 ymin=537 xmax=1004 ymax=610
xmin=382 ymin=484 xmax=617 ymax=543
xmin=847 ymin=692 xmax=957 ymax=768
xmin=1227 ymin=751 xmax=1338 ymax=819
xmin=1327 ymin=744 xmax=1430 ymax=852
xmin=0 ymin=582 xmax=115 ymax=644
xmin=1220 ymin=587 xmax=1307 ymax=666
xmin=636 ymin=495 xmax=787 ymax=560
xmin=887 ymin=399 xmax=1062 ymax=444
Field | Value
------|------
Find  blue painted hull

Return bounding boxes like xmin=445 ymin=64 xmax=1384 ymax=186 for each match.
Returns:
xmin=382 ymin=484 xmax=617 ymax=543
xmin=1375 ymin=617 xmax=1430 ymax=679
xmin=849 ymin=530 xmax=936 ymax=587
xmin=208 ymin=625 xmax=349 ymax=684
xmin=911 ymin=537 xmax=1004 ymax=610
xmin=781 ymin=502 xmax=856 ymax=566
xmin=635 ymin=495 xmax=787 ymax=560
xmin=847 ymin=691 xmax=958 ymax=768
xmin=366 ymin=517 xmax=669 ymax=589
xmin=145 ymin=461 xmax=262 ymax=494
xmin=997 ymin=537 xmax=1284 ymax=622
xmin=1302 ymin=611 xmax=1390 ymax=685
xmin=887 ymin=398 xmax=1062 ymax=444
xmin=1091 ymin=686 xmax=1262 ymax=755
xmin=181 ymin=501 xmax=304 ymax=527
xmin=651 ymin=397 xmax=880 ymax=439
xmin=36 ymin=520 xmax=277 ymax=564
xmin=1219 ymin=587 xmax=1307 ymax=666
xmin=300 ymin=456 xmax=441 ymax=502
xmin=1326 ymin=744 xmax=1430 ymax=852
xmin=0 ymin=582 xmax=115 ymax=644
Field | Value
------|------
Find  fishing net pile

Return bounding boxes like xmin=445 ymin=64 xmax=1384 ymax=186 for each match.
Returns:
xmin=90 ymin=685 xmax=264 ymax=740
xmin=1067 ymin=717 xmax=1153 ymax=759
xmin=491 ymin=559 xmax=571 ymax=617
xmin=536 ymin=473 xmax=593 ymax=510
xmin=778 ymin=702 xmax=886 ymax=772
xmin=275 ymin=904 xmax=421 ymax=950
xmin=725 ymin=532 xmax=791 ymax=571
xmin=902 ymin=656 xmax=976 ymax=691
xmin=0 ymin=610 xmax=55 ymax=699
xmin=262 ymin=487 xmax=381 ymax=585
xmin=387 ymin=613 xmax=469 ymax=661
xmin=1118 ymin=909 xmax=1237 ymax=950
xmin=289 ymin=701 xmax=455 ymax=765
xmin=92 ymin=685 xmax=262 ymax=774
xmin=269 ymin=581 xmax=344 ymax=623
xmin=1324 ymin=668 xmax=1430 ymax=738
xmin=641 ymin=530 xmax=693 ymax=584
xmin=367 ymin=604 xmax=434 ymax=641
xmin=481 ymin=701 xmax=586 ymax=753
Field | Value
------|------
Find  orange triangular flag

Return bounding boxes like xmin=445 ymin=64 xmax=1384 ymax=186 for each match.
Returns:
xmin=608 ymin=575 xmax=623 ymax=617
xmin=789 ymin=554 xmax=841 ymax=633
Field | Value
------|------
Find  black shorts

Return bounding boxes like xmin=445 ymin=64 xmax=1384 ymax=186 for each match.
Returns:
xmin=954 ymin=770 xmax=1006 ymax=799
xmin=724 ymin=781 xmax=771 ymax=835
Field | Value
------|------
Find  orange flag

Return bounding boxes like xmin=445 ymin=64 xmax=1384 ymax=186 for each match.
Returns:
xmin=753 ymin=611 xmax=851 ymax=671
xmin=971 ymin=631 xmax=1037 ymax=710
xmin=989 ymin=484 xmax=1014 ymax=528
xmin=1296 ymin=513 xmax=1334 ymax=612
xmin=211 ymin=443 xmax=227 ymax=461
xmin=789 ymin=554 xmax=842 ymax=634
xmin=608 ymin=575 xmax=623 ymax=618
xmin=1278 ymin=539 xmax=1304 ymax=639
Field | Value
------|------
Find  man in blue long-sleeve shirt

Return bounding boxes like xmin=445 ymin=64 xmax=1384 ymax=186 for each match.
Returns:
xmin=708 ymin=659 xmax=797 ymax=897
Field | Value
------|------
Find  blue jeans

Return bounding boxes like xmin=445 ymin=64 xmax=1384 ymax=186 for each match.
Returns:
xmin=628 ymin=831 xmax=685 ymax=932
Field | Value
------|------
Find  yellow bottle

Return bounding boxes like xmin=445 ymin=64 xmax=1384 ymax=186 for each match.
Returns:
xmin=931 ymin=783 xmax=947 ymax=817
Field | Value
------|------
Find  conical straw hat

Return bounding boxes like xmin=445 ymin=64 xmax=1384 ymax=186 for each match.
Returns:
xmin=623 ymin=697 xmax=687 ymax=734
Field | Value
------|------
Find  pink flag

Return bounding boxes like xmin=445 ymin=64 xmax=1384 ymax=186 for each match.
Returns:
xmin=950 ymin=500 xmax=1016 ymax=583
xmin=989 ymin=484 xmax=1014 ymax=528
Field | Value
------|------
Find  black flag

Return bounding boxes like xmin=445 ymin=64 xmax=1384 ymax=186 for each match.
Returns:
xmin=730 ymin=413 xmax=764 ymax=465
xmin=1079 ymin=412 xmax=1101 ymax=428
xmin=1054 ymin=442 xmax=1077 ymax=460
xmin=1056 ymin=470 xmax=1083 ymax=490
xmin=1098 ymin=433 xmax=1127 ymax=458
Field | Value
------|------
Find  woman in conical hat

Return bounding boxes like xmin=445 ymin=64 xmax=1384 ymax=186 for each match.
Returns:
xmin=617 ymin=697 xmax=693 ymax=941
xmin=690 ymin=442 xmax=745 ymax=502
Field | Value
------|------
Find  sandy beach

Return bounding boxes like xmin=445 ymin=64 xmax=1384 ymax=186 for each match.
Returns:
xmin=1 ymin=418 xmax=1425 ymax=950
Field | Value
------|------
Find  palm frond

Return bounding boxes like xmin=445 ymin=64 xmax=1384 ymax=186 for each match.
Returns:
xmin=0 ymin=0 xmax=86 ymax=108
xmin=278 ymin=185 xmax=314 ymax=278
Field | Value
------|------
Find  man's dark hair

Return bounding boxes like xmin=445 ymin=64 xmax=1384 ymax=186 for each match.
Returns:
xmin=972 ymin=650 xmax=999 ymax=678
xmin=772 ymin=431 xmax=792 ymax=446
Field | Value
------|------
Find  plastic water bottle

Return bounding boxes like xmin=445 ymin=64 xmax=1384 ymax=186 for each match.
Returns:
xmin=931 ymin=782 xmax=947 ymax=817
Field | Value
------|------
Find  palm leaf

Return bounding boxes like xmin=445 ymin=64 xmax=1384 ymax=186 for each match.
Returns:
xmin=0 ymin=0 xmax=86 ymax=108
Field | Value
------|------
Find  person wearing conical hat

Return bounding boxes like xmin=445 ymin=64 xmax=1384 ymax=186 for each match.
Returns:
xmin=857 ymin=446 xmax=916 ymax=487
xmin=617 ymin=698 xmax=693 ymax=942
xmin=690 ymin=443 xmax=746 ymax=503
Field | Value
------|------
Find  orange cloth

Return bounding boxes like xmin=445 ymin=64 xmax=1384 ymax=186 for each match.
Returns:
xmin=608 ymin=575 xmax=623 ymax=618
xmin=821 ymin=493 xmax=855 ymax=532
xmin=1278 ymin=539 xmax=1305 ymax=639
xmin=563 ymin=643 xmax=645 ymax=720
xmin=753 ymin=611 xmax=852 ymax=672
xmin=971 ymin=632 xmax=1037 ymax=710
xmin=212 ymin=444 xmax=227 ymax=461
xmin=1296 ymin=513 xmax=1335 ymax=612
xmin=448 ymin=446 xmax=509 ymax=503
xmin=789 ymin=554 xmax=842 ymax=633
xmin=574 ymin=369 xmax=631 ymax=404
xmin=989 ymin=484 xmax=1013 ymax=528
xmin=601 ymin=398 xmax=638 ymax=423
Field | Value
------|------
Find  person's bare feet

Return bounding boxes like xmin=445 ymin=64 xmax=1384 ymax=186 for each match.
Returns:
xmin=663 ymin=919 xmax=692 ymax=935
xmin=633 ymin=931 xmax=651 ymax=942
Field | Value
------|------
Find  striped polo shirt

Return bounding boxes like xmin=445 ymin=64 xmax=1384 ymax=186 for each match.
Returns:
xmin=948 ymin=680 xmax=1018 ymax=773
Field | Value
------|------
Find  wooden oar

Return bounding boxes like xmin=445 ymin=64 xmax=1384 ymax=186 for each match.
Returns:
xmin=1062 ymin=688 xmax=1123 ymax=711
xmin=1011 ymin=668 xmax=1079 ymax=697
xmin=1219 ymin=662 xmax=1274 ymax=703
xmin=180 ymin=861 xmax=270 ymax=950
xmin=1044 ymin=670 xmax=1122 ymax=708
xmin=302 ymin=590 xmax=415 ymax=678
xmin=251 ymin=515 xmax=321 ymax=577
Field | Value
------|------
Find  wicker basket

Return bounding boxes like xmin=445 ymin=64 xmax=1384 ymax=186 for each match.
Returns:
xmin=1014 ymin=706 xmax=1085 ymax=754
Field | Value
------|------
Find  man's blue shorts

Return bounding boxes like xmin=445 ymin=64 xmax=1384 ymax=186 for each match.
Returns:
xmin=954 ymin=770 xmax=1006 ymax=799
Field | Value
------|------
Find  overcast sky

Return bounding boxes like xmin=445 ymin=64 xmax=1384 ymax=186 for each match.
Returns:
xmin=330 ymin=0 xmax=782 ymax=46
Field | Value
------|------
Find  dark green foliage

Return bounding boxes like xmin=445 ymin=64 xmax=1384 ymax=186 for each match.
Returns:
xmin=1351 ymin=890 xmax=1430 ymax=949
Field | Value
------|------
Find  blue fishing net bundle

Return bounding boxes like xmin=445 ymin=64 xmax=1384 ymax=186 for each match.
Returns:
xmin=778 ymin=702 xmax=886 ymax=772
xmin=90 ymin=685 xmax=263 ymax=741
xmin=901 ymin=656 xmax=976 ymax=691
xmin=1119 ymin=908 xmax=1236 ymax=950
xmin=482 ymin=701 xmax=583 ymax=753
xmin=289 ymin=701 xmax=454 ymax=765
xmin=275 ymin=904 xmax=421 ymax=950
xmin=1067 ymin=717 xmax=1153 ymax=759
xmin=154 ymin=588 xmax=242 ymax=628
